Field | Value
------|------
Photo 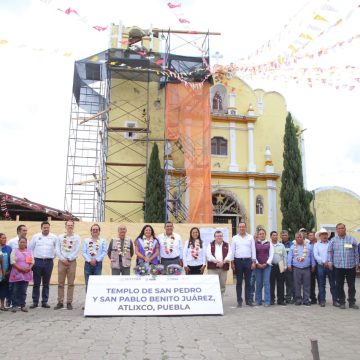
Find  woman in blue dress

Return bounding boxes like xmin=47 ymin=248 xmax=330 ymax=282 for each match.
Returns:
xmin=0 ymin=233 xmax=12 ymax=311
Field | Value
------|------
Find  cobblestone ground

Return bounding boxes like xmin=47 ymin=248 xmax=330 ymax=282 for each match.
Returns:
xmin=1 ymin=281 xmax=360 ymax=360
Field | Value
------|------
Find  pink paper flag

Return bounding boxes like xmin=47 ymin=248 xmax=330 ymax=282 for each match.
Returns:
xmin=65 ymin=7 xmax=79 ymax=15
xmin=168 ymin=2 xmax=181 ymax=8
xmin=93 ymin=26 xmax=108 ymax=32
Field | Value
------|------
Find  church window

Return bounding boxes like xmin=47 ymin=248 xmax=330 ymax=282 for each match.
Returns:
xmin=211 ymin=137 xmax=227 ymax=156
xmin=124 ymin=121 xmax=137 ymax=139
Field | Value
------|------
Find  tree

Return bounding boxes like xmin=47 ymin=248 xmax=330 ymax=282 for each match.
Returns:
xmin=280 ymin=112 xmax=315 ymax=238
xmin=144 ymin=143 xmax=166 ymax=222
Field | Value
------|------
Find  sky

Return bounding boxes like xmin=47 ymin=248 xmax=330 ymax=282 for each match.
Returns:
xmin=0 ymin=0 xmax=359 ymax=212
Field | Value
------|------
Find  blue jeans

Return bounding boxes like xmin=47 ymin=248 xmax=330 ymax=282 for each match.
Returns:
xmin=32 ymin=258 xmax=54 ymax=305
xmin=84 ymin=261 xmax=102 ymax=292
xmin=317 ymin=265 xmax=337 ymax=303
xmin=234 ymin=258 xmax=252 ymax=304
xmin=255 ymin=265 xmax=271 ymax=305
xmin=12 ymin=281 xmax=29 ymax=307
xmin=249 ymin=270 xmax=256 ymax=302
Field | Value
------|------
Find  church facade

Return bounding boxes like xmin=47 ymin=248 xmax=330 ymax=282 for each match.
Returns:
xmin=207 ymin=78 xmax=288 ymax=235
xmin=71 ymin=24 xmax=301 ymax=235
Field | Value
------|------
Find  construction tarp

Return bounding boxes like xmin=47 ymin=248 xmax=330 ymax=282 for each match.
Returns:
xmin=166 ymin=83 xmax=212 ymax=223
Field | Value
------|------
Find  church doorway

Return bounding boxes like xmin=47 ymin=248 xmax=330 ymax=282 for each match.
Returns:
xmin=212 ymin=190 xmax=246 ymax=236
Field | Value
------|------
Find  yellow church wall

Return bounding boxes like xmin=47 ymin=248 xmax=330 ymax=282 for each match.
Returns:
xmin=105 ymin=77 xmax=165 ymax=221
xmin=236 ymin=126 xmax=250 ymax=171
xmin=313 ymin=187 xmax=360 ymax=241
xmin=227 ymin=78 xmax=259 ymax=114
xmin=0 ymin=221 xmax=232 ymax=284
xmin=253 ymin=91 xmax=287 ymax=173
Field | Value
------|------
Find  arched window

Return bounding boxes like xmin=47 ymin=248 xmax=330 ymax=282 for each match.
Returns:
xmin=211 ymin=137 xmax=227 ymax=156
xmin=256 ymin=195 xmax=264 ymax=215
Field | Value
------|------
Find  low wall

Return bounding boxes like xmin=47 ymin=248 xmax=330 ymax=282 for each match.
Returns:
xmin=0 ymin=221 xmax=234 ymax=284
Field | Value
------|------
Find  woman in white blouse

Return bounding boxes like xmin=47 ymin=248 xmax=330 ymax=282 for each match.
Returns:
xmin=183 ymin=227 xmax=206 ymax=275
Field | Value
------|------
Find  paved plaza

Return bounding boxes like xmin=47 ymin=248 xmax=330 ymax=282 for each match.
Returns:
xmin=1 ymin=281 xmax=360 ymax=360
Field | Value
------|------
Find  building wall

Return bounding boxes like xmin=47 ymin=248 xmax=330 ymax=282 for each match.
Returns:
xmin=210 ymin=77 xmax=287 ymax=234
xmin=313 ymin=187 xmax=360 ymax=241
xmin=105 ymin=79 xmax=165 ymax=222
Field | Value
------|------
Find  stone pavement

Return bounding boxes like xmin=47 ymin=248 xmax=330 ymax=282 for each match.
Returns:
xmin=1 ymin=281 xmax=360 ymax=360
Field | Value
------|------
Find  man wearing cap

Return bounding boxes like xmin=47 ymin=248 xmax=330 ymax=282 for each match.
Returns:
xmin=298 ymin=228 xmax=310 ymax=244
xmin=313 ymin=228 xmax=338 ymax=307
xmin=281 ymin=230 xmax=294 ymax=304
xmin=328 ymin=223 xmax=359 ymax=309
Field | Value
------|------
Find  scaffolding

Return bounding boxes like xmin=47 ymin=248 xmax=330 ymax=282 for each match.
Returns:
xmin=161 ymin=28 xmax=213 ymax=223
xmin=64 ymin=51 xmax=110 ymax=221
xmin=64 ymin=26 xmax=217 ymax=222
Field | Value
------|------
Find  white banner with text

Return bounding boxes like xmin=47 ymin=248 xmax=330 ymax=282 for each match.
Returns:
xmin=84 ymin=275 xmax=223 ymax=316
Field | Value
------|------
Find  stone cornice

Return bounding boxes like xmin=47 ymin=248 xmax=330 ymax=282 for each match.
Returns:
xmin=167 ymin=169 xmax=280 ymax=180
xmin=211 ymin=113 xmax=258 ymax=123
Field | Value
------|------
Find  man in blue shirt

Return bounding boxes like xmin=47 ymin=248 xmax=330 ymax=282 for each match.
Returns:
xmin=328 ymin=223 xmax=359 ymax=309
xmin=281 ymin=230 xmax=294 ymax=304
xmin=313 ymin=228 xmax=338 ymax=307
xmin=287 ymin=232 xmax=316 ymax=306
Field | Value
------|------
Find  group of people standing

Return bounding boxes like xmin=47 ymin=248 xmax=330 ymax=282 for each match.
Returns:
xmin=0 ymin=220 xmax=358 ymax=313
xmin=228 ymin=222 xmax=359 ymax=309
xmin=0 ymin=221 xmax=227 ymax=311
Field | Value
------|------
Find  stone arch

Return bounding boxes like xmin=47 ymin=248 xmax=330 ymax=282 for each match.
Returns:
xmin=212 ymin=190 xmax=246 ymax=218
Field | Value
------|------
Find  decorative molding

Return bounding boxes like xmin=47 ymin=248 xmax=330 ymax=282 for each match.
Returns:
xmin=168 ymin=169 xmax=280 ymax=181
xmin=211 ymin=114 xmax=257 ymax=123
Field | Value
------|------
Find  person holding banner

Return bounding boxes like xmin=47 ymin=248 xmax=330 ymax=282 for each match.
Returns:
xmin=82 ymin=224 xmax=107 ymax=292
xmin=134 ymin=224 xmax=160 ymax=265
xmin=206 ymin=230 xmax=232 ymax=295
xmin=158 ymin=222 xmax=183 ymax=270
xmin=107 ymin=224 xmax=134 ymax=275
xmin=183 ymin=227 xmax=206 ymax=275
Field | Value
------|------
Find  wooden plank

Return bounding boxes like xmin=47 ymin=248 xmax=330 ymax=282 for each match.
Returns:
xmin=106 ymin=162 xmax=146 ymax=167
xmin=107 ymin=127 xmax=149 ymax=132
xmin=104 ymin=200 xmax=145 ymax=204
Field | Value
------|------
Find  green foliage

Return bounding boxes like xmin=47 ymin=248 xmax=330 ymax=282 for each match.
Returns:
xmin=280 ymin=112 xmax=315 ymax=238
xmin=144 ymin=143 xmax=165 ymax=222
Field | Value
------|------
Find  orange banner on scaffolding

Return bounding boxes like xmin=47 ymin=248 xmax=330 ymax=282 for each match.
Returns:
xmin=166 ymin=83 xmax=212 ymax=223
